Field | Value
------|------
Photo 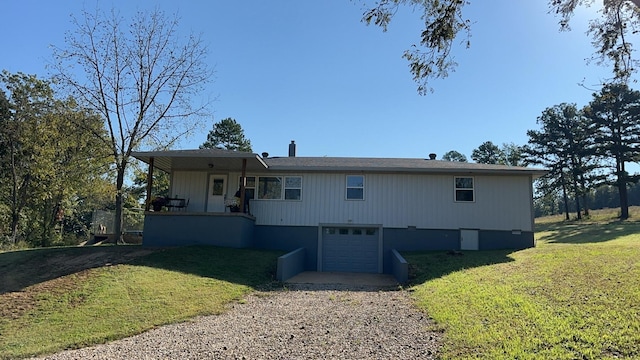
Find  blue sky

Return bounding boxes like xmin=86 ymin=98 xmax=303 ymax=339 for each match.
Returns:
xmin=1 ymin=1 xmax=630 ymax=160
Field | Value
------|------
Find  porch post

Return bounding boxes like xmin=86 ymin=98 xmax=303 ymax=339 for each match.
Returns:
xmin=144 ymin=157 xmax=155 ymax=211
xmin=240 ymin=158 xmax=247 ymax=213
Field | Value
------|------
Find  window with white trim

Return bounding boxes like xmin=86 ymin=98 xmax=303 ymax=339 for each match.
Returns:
xmin=284 ymin=176 xmax=302 ymax=200
xmin=256 ymin=176 xmax=302 ymax=200
xmin=454 ymin=177 xmax=474 ymax=202
xmin=238 ymin=176 xmax=256 ymax=200
xmin=258 ymin=176 xmax=282 ymax=199
xmin=346 ymin=175 xmax=364 ymax=200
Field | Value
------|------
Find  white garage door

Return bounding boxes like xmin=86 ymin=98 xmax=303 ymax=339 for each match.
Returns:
xmin=321 ymin=227 xmax=380 ymax=273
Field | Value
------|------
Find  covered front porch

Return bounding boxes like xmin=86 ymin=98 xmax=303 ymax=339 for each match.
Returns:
xmin=132 ymin=149 xmax=269 ymax=247
xmin=133 ymin=148 xmax=268 ymax=214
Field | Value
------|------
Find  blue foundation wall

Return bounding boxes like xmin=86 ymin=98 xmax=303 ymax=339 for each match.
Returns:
xmin=382 ymin=228 xmax=460 ymax=273
xmin=143 ymin=216 xmax=534 ymax=273
xmin=143 ymin=213 xmax=255 ymax=248
xmin=254 ymin=226 xmax=534 ymax=273
xmin=479 ymin=230 xmax=534 ymax=250
xmin=253 ymin=225 xmax=319 ymax=271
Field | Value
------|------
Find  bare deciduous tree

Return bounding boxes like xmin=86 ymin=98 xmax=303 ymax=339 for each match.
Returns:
xmin=52 ymin=7 xmax=213 ymax=242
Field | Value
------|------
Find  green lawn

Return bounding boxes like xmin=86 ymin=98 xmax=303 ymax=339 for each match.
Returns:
xmin=408 ymin=210 xmax=640 ymax=359
xmin=0 ymin=246 xmax=283 ymax=359
xmin=2 ymin=210 xmax=640 ymax=359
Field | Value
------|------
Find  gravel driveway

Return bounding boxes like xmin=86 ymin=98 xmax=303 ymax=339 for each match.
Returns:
xmin=33 ymin=284 xmax=441 ymax=360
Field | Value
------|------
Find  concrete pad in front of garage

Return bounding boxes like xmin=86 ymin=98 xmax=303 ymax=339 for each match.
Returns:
xmin=285 ymin=271 xmax=399 ymax=287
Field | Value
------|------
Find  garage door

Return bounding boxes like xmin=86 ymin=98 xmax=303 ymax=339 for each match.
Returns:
xmin=322 ymin=227 xmax=380 ymax=273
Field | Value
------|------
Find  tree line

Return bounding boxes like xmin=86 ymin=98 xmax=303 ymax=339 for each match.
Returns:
xmin=448 ymin=83 xmax=640 ymax=220
xmin=0 ymin=71 xmax=113 ymax=247
xmin=0 ymin=70 xmax=234 ymax=248
xmin=1 ymin=7 xmax=213 ymax=248
xmin=526 ymin=83 xmax=640 ymax=220
xmin=3 ymin=2 xmax=639 ymax=248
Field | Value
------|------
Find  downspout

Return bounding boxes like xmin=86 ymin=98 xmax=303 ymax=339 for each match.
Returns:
xmin=144 ymin=157 xmax=154 ymax=211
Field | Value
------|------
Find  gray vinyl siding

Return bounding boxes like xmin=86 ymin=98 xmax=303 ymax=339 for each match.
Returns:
xmin=170 ymin=171 xmax=208 ymax=212
xmin=248 ymin=173 xmax=534 ymax=232
xmin=171 ymin=171 xmax=535 ymax=232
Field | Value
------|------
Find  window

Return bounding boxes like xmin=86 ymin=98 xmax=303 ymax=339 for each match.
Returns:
xmin=237 ymin=176 xmax=256 ymax=200
xmin=346 ymin=175 xmax=364 ymax=200
xmin=256 ymin=175 xmax=302 ymax=200
xmin=212 ymin=179 xmax=224 ymax=196
xmin=284 ymin=176 xmax=302 ymax=200
xmin=258 ymin=177 xmax=282 ymax=199
xmin=455 ymin=177 xmax=474 ymax=202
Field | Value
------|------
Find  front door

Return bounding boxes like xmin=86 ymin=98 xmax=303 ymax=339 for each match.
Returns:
xmin=207 ymin=175 xmax=227 ymax=212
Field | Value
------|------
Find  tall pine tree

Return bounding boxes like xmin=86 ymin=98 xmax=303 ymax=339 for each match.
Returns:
xmin=524 ymin=103 xmax=597 ymax=220
xmin=585 ymin=83 xmax=640 ymax=220
xmin=200 ymin=118 xmax=252 ymax=152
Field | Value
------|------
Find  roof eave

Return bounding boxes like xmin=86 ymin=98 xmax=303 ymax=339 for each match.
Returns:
xmin=266 ymin=165 xmax=548 ymax=177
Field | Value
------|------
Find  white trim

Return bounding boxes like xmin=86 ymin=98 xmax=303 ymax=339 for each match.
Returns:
xmin=252 ymin=175 xmax=303 ymax=201
xmin=454 ymin=176 xmax=475 ymax=203
xmin=345 ymin=175 xmax=365 ymax=200
xmin=284 ymin=176 xmax=303 ymax=201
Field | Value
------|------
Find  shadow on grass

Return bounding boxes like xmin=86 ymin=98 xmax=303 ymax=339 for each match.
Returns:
xmin=133 ymin=246 xmax=284 ymax=289
xmin=0 ymin=245 xmax=155 ymax=294
xmin=0 ymin=245 xmax=522 ymax=294
xmin=535 ymin=219 xmax=640 ymax=244
xmin=403 ymin=249 xmax=516 ymax=285
xmin=0 ymin=245 xmax=283 ymax=295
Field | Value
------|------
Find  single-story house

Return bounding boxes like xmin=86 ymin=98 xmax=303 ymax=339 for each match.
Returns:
xmin=132 ymin=141 xmax=546 ymax=281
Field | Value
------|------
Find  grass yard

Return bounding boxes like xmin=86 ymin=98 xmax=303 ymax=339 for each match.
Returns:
xmin=0 ymin=246 xmax=282 ymax=359
xmin=408 ymin=208 xmax=640 ymax=360
xmin=2 ymin=209 xmax=639 ymax=360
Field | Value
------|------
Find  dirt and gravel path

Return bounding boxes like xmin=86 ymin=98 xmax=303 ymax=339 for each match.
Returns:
xmin=32 ymin=284 xmax=441 ymax=360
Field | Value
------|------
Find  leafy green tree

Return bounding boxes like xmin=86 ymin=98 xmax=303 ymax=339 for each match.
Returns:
xmin=362 ymin=1 xmax=640 ymax=93
xmin=52 ymin=8 xmax=213 ymax=243
xmin=592 ymin=184 xmax=621 ymax=209
xmin=0 ymin=71 xmax=112 ymax=246
xmin=127 ymin=166 xmax=170 ymax=207
xmin=533 ymin=175 xmax=565 ymax=217
xmin=200 ymin=118 xmax=252 ymax=152
xmin=29 ymin=99 xmax=112 ymax=246
xmin=0 ymin=71 xmax=53 ymax=244
xmin=0 ymin=89 xmax=11 ymax=242
xmin=584 ymin=83 xmax=640 ymax=219
xmin=471 ymin=141 xmax=503 ymax=164
xmin=441 ymin=150 xmax=467 ymax=162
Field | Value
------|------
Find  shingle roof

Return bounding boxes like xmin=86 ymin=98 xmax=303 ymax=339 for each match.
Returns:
xmin=131 ymin=150 xmax=547 ymax=177
xmin=264 ymin=156 xmax=547 ymax=176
